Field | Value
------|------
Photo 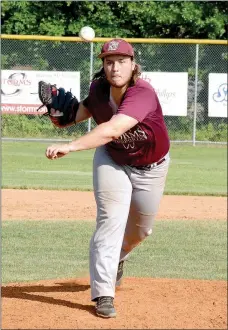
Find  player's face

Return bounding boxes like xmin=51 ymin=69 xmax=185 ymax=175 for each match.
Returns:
xmin=103 ymin=55 xmax=135 ymax=88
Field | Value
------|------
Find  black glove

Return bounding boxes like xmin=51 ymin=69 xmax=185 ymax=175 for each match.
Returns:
xmin=37 ymin=81 xmax=79 ymax=127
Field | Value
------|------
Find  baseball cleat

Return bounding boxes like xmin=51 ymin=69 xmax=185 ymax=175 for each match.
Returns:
xmin=116 ymin=260 xmax=124 ymax=287
xmin=95 ymin=296 xmax=117 ymax=318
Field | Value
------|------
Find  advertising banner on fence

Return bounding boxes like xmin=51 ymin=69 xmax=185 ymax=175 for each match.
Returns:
xmin=208 ymin=73 xmax=227 ymax=117
xmin=1 ymin=70 xmax=80 ymax=115
xmin=141 ymin=72 xmax=188 ymax=116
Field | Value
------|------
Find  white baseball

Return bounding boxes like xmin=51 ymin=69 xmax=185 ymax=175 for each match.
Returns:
xmin=79 ymin=26 xmax=95 ymax=42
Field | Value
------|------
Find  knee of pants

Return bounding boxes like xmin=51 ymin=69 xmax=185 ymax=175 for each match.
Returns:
xmin=138 ymin=227 xmax=153 ymax=240
xmin=123 ymin=227 xmax=153 ymax=252
xmin=144 ymin=227 xmax=153 ymax=237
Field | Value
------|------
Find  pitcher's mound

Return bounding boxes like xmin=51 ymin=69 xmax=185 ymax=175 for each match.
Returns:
xmin=2 ymin=277 xmax=227 ymax=329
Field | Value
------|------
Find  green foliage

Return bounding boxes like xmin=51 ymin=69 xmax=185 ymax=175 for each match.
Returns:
xmin=196 ymin=122 xmax=227 ymax=142
xmin=2 ymin=113 xmax=227 ymax=143
xmin=1 ymin=114 xmax=87 ymax=138
xmin=1 ymin=1 xmax=227 ymax=39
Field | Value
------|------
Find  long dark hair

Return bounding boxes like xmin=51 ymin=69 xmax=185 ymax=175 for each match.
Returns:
xmin=92 ymin=58 xmax=141 ymax=86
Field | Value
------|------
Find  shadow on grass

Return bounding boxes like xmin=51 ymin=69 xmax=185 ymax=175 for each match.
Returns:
xmin=2 ymin=281 xmax=95 ymax=316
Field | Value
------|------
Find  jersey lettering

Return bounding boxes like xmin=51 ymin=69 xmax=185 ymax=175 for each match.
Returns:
xmin=113 ymin=127 xmax=147 ymax=149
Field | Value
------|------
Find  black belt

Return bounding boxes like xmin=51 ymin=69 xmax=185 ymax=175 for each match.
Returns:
xmin=130 ymin=157 xmax=166 ymax=171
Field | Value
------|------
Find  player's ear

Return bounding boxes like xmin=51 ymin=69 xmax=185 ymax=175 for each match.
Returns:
xmin=131 ymin=60 xmax=136 ymax=72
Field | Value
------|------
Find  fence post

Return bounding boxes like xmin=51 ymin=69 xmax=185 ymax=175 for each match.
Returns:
xmin=193 ymin=44 xmax=199 ymax=146
xmin=87 ymin=41 xmax=94 ymax=132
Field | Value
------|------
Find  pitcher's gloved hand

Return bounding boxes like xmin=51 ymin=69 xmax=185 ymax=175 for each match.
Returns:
xmin=37 ymin=81 xmax=79 ymax=127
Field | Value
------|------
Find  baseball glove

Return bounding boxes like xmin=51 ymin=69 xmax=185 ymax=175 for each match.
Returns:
xmin=37 ymin=81 xmax=79 ymax=127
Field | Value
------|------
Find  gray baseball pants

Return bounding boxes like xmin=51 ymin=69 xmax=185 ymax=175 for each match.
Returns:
xmin=90 ymin=145 xmax=170 ymax=301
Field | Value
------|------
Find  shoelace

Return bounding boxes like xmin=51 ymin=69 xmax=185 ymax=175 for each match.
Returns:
xmin=97 ymin=296 xmax=113 ymax=307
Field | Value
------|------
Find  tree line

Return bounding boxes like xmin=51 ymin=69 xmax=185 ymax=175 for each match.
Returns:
xmin=1 ymin=1 xmax=227 ymax=39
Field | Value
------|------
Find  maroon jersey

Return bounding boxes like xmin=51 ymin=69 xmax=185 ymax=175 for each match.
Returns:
xmin=83 ymin=78 xmax=170 ymax=166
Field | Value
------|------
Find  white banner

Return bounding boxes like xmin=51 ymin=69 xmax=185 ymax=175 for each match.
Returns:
xmin=208 ymin=73 xmax=227 ymax=118
xmin=141 ymin=72 xmax=188 ymax=116
xmin=1 ymin=70 xmax=80 ymax=115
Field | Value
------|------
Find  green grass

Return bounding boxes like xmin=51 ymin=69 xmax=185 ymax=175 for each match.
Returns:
xmin=2 ymin=220 xmax=227 ymax=284
xmin=2 ymin=141 xmax=94 ymax=190
xmin=166 ymin=144 xmax=227 ymax=195
xmin=2 ymin=141 xmax=227 ymax=195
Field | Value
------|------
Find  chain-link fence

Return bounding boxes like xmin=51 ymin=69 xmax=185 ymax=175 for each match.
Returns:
xmin=1 ymin=36 xmax=227 ymax=144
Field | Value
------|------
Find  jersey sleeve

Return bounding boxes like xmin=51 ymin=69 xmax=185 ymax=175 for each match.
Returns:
xmin=117 ymin=85 xmax=157 ymax=122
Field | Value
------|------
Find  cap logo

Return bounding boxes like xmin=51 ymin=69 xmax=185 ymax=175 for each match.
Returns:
xmin=107 ymin=40 xmax=120 ymax=51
